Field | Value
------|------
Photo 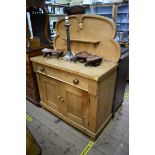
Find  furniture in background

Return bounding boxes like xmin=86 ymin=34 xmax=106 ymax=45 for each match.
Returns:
xmin=115 ymin=4 xmax=129 ymax=43
xmin=112 ymin=47 xmax=129 ymax=117
xmin=26 ymin=46 xmax=51 ymax=106
xmin=26 ymin=0 xmax=52 ymax=45
xmin=26 ymin=0 xmax=52 ymax=106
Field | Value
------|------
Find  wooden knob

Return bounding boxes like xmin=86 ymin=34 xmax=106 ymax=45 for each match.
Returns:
xmin=40 ymin=67 xmax=45 ymax=72
xmin=73 ymin=78 xmax=79 ymax=85
xmin=57 ymin=96 xmax=61 ymax=99
xmin=60 ymin=98 xmax=64 ymax=102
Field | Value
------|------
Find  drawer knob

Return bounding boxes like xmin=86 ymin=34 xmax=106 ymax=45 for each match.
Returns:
xmin=73 ymin=78 xmax=79 ymax=85
xmin=60 ymin=98 xmax=64 ymax=102
xmin=40 ymin=67 xmax=45 ymax=72
xmin=57 ymin=96 xmax=61 ymax=99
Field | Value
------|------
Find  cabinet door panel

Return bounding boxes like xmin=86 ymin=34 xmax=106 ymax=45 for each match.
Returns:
xmin=39 ymin=75 xmax=59 ymax=111
xmin=63 ymin=84 xmax=89 ymax=127
xmin=38 ymin=74 xmax=89 ymax=127
xmin=45 ymin=81 xmax=58 ymax=108
xmin=66 ymin=91 xmax=83 ymax=124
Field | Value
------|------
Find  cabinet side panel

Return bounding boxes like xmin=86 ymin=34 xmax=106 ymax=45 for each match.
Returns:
xmin=88 ymin=95 xmax=98 ymax=133
xmin=96 ymin=70 xmax=117 ymax=130
xmin=36 ymin=74 xmax=43 ymax=102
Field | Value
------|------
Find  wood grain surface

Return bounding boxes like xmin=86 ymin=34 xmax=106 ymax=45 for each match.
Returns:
xmin=54 ymin=15 xmax=121 ymax=63
xmin=30 ymin=56 xmax=117 ymax=81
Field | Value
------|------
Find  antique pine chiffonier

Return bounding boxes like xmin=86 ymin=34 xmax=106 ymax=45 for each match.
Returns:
xmin=31 ymin=15 xmax=121 ymax=139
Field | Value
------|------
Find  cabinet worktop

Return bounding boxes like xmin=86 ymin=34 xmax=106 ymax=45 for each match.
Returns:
xmin=30 ymin=56 xmax=117 ymax=81
xmin=31 ymin=55 xmax=117 ymax=139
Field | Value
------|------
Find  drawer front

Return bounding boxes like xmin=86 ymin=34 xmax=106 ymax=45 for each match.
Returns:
xmin=36 ymin=64 xmax=90 ymax=92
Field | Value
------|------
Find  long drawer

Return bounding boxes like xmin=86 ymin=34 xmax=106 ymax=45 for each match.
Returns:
xmin=36 ymin=63 xmax=91 ymax=92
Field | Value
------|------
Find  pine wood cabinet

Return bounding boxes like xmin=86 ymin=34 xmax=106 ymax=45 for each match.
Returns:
xmin=31 ymin=57 xmax=117 ymax=139
xmin=31 ymin=15 xmax=121 ymax=139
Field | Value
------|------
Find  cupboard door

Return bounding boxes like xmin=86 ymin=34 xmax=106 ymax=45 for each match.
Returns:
xmin=62 ymin=84 xmax=89 ymax=127
xmin=39 ymin=74 xmax=59 ymax=111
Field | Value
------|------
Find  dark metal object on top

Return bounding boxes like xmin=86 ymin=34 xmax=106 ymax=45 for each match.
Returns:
xmin=65 ymin=16 xmax=71 ymax=52
xmin=63 ymin=5 xmax=86 ymax=61
xmin=63 ymin=16 xmax=76 ymax=61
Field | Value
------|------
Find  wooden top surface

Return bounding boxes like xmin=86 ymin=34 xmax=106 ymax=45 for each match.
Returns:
xmin=54 ymin=15 xmax=120 ymax=63
xmin=31 ymin=56 xmax=117 ymax=81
